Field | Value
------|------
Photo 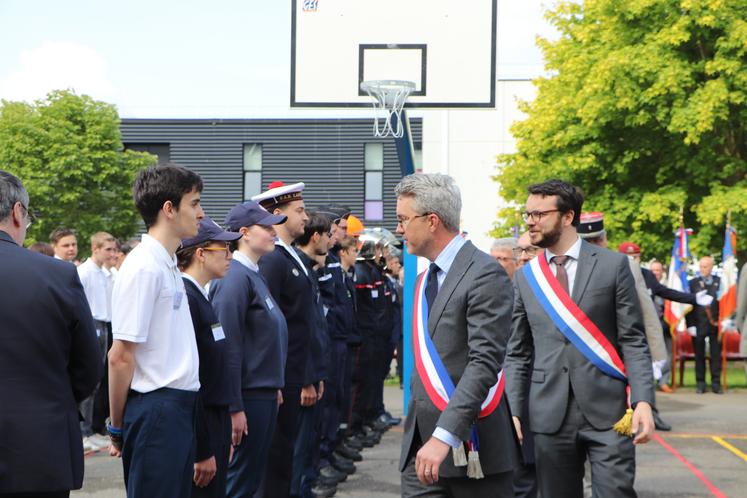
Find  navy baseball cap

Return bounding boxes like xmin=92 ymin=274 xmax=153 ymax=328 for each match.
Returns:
xmin=224 ymin=201 xmax=287 ymax=231
xmin=181 ymin=216 xmax=242 ymax=249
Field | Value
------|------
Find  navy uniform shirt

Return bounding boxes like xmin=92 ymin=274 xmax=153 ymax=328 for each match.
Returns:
xmin=258 ymin=243 xmax=316 ymax=387
xmin=354 ymin=260 xmax=387 ymax=339
xmin=318 ymin=253 xmax=350 ymax=341
xmin=344 ymin=266 xmax=361 ymax=346
xmin=297 ymin=248 xmax=331 ymax=383
xmin=210 ymin=255 xmax=288 ymax=409
xmin=183 ymin=276 xmax=232 ymax=462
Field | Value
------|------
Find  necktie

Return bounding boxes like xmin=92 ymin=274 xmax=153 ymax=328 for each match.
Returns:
xmin=552 ymin=255 xmax=570 ymax=295
xmin=425 ymin=263 xmax=440 ymax=315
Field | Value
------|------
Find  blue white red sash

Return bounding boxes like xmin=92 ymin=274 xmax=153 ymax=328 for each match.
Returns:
xmin=412 ymin=267 xmax=504 ymax=417
xmin=522 ymin=252 xmax=627 ymax=382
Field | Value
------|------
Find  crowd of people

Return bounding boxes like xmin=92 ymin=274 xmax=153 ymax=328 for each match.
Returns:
xmin=0 ymin=166 xmax=404 ymax=498
xmin=0 ymin=165 xmax=734 ymax=498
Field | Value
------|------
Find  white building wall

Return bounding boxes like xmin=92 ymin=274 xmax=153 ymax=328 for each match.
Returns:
xmin=419 ymin=79 xmax=536 ymax=253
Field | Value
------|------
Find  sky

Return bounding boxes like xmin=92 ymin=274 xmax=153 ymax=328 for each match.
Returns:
xmin=0 ymin=0 xmax=558 ymax=118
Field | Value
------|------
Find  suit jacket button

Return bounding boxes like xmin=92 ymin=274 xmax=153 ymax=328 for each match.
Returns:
xmin=562 ymin=367 xmax=568 ymax=373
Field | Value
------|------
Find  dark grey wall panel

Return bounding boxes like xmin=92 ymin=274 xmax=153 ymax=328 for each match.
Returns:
xmin=120 ymin=118 xmax=422 ymax=232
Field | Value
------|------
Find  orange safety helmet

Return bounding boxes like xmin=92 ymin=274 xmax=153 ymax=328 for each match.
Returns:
xmin=346 ymin=214 xmax=365 ymax=237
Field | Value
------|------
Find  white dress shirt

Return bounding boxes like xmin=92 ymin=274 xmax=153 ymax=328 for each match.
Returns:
xmin=545 ymin=236 xmax=582 ymax=295
xmin=77 ymin=258 xmax=111 ymax=322
xmin=112 ymin=234 xmax=200 ymax=393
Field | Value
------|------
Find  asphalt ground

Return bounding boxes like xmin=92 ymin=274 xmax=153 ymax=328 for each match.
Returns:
xmin=72 ymin=384 xmax=747 ymax=498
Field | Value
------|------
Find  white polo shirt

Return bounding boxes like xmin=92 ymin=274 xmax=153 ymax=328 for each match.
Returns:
xmin=77 ymin=258 xmax=111 ymax=322
xmin=112 ymin=234 xmax=200 ymax=393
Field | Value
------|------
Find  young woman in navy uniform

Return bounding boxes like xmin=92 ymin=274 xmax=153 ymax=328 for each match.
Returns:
xmin=177 ymin=216 xmax=242 ymax=497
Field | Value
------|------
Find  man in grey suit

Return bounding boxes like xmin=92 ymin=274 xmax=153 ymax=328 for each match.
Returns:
xmin=396 ymin=173 xmax=518 ymax=497
xmin=506 ymin=179 xmax=655 ymax=498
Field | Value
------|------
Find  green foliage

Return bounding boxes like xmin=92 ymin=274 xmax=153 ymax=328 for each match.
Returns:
xmin=494 ymin=0 xmax=747 ymax=262
xmin=0 ymin=90 xmax=155 ymax=257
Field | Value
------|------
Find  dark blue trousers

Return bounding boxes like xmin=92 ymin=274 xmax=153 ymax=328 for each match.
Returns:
xmin=291 ymin=395 xmax=322 ymax=497
xmin=257 ymin=385 xmax=302 ymax=498
xmin=319 ymin=340 xmax=348 ymax=466
xmin=122 ymin=388 xmax=197 ymax=498
xmin=226 ymin=394 xmax=278 ymax=498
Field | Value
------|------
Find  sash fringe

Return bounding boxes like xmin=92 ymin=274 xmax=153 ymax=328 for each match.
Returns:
xmin=452 ymin=445 xmax=468 ymax=467
xmin=466 ymin=450 xmax=484 ymax=479
xmin=613 ymin=408 xmax=634 ymax=437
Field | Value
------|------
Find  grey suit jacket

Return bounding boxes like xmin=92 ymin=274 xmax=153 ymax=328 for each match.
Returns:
xmin=505 ymin=240 xmax=654 ymax=435
xmin=399 ymin=241 xmax=519 ymax=477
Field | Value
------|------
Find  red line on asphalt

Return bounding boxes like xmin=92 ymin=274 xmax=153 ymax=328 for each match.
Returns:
xmin=654 ymin=433 xmax=727 ymax=498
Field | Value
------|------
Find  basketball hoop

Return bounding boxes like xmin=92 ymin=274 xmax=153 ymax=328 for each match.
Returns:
xmin=360 ymin=80 xmax=415 ymax=138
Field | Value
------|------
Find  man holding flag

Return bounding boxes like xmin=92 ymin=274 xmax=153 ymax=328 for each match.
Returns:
xmin=506 ymin=179 xmax=655 ymax=498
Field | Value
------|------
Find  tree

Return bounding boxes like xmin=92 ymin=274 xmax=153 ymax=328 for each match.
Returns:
xmin=493 ymin=0 xmax=747 ymax=263
xmin=0 ymin=90 xmax=155 ymax=255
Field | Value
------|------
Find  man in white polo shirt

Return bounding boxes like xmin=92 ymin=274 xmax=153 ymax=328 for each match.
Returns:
xmin=77 ymin=231 xmax=118 ymax=452
xmin=107 ymin=164 xmax=205 ymax=498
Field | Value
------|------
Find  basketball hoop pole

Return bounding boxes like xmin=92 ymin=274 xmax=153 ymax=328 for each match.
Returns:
xmin=391 ymin=110 xmax=417 ymax=416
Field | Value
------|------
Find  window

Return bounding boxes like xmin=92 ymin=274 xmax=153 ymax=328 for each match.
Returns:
xmin=413 ymin=142 xmax=423 ymax=173
xmin=364 ymin=143 xmax=384 ymax=220
xmin=243 ymin=144 xmax=262 ymax=201
xmin=123 ymin=143 xmax=170 ymax=165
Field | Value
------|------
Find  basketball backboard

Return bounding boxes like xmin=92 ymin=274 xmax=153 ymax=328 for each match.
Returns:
xmin=291 ymin=0 xmax=497 ymax=108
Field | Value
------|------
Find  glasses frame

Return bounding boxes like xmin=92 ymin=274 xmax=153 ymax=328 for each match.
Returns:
xmin=201 ymin=242 xmax=231 ymax=254
xmin=396 ymin=212 xmax=431 ymax=230
xmin=512 ymin=246 xmax=539 ymax=257
xmin=19 ymin=202 xmax=35 ymax=230
xmin=521 ymin=209 xmax=560 ymax=223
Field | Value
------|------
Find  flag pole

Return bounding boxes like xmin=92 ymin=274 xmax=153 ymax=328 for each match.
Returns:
xmin=670 ymin=205 xmax=684 ymax=391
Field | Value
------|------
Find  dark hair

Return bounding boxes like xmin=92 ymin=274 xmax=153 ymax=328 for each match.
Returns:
xmin=176 ymin=241 xmax=211 ymax=271
xmin=295 ymin=211 xmax=331 ymax=247
xmin=49 ymin=227 xmax=77 ymax=244
xmin=132 ymin=163 xmax=203 ymax=229
xmin=29 ymin=242 xmax=54 ymax=256
xmin=527 ymin=179 xmax=584 ymax=226
xmin=0 ymin=170 xmax=29 ymax=222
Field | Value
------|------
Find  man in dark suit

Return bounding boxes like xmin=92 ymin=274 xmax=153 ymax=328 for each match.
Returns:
xmin=396 ymin=173 xmax=518 ymax=497
xmin=0 ymin=170 xmax=101 ymax=497
xmin=506 ymin=179 xmax=655 ymax=498
xmin=688 ymin=256 xmax=722 ymax=393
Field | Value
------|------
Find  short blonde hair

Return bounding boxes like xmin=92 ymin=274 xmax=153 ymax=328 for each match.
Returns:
xmin=91 ymin=231 xmax=115 ymax=250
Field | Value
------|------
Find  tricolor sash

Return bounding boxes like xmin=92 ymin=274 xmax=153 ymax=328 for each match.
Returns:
xmin=523 ymin=252 xmax=635 ymax=436
xmin=412 ymin=266 xmax=504 ymax=477
xmin=522 ymin=253 xmax=627 ymax=381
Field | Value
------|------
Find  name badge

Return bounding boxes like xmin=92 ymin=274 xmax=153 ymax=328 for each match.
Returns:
xmin=173 ymin=291 xmax=184 ymax=310
xmin=371 ymin=289 xmax=379 ymax=299
xmin=211 ymin=324 xmax=225 ymax=341
xmin=265 ymin=296 xmax=275 ymax=310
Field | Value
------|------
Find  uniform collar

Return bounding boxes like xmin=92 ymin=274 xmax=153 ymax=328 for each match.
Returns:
xmin=233 ymin=250 xmax=259 ymax=272
xmin=181 ymin=272 xmax=209 ymax=300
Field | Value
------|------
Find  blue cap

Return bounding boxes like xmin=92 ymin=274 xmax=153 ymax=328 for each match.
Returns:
xmin=181 ymin=216 xmax=242 ymax=249
xmin=224 ymin=201 xmax=287 ymax=231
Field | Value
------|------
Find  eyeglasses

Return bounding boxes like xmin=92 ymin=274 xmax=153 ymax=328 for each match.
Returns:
xmin=19 ymin=203 xmax=35 ymax=229
xmin=201 ymin=243 xmax=231 ymax=254
xmin=512 ymin=246 xmax=539 ymax=257
xmin=396 ymin=213 xmax=431 ymax=229
xmin=521 ymin=209 xmax=560 ymax=223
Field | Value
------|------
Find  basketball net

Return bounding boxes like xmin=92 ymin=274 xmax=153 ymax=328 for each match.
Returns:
xmin=360 ymin=80 xmax=415 ymax=138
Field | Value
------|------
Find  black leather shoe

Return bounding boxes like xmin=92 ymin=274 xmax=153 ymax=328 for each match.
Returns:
xmin=319 ymin=465 xmax=347 ymax=483
xmin=371 ymin=419 xmax=389 ymax=432
xmin=653 ymin=411 xmax=672 ymax=431
xmin=383 ymin=411 xmax=402 ymax=426
xmin=696 ymin=384 xmax=707 ymax=394
xmin=336 ymin=443 xmax=362 ymax=461
xmin=344 ymin=436 xmax=364 ymax=450
xmin=311 ymin=482 xmax=337 ymax=498
xmin=712 ymin=385 xmax=724 ymax=394
xmin=331 ymin=453 xmax=356 ymax=474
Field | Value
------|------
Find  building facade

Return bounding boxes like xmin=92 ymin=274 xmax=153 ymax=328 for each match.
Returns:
xmin=121 ymin=118 xmax=422 ymax=231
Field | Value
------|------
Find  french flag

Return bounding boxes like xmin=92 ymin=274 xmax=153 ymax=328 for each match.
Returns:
xmin=718 ymin=224 xmax=737 ymax=328
xmin=664 ymin=227 xmax=694 ymax=331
